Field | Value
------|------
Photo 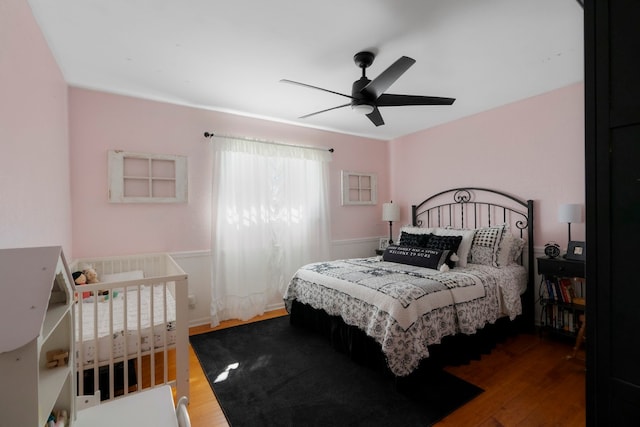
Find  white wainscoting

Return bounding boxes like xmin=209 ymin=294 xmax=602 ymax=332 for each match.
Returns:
xmin=169 ymin=250 xmax=212 ymax=328
xmin=173 ymin=242 xmax=546 ymax=328
xmin=330 ymin=237 xmax=381 ymax=260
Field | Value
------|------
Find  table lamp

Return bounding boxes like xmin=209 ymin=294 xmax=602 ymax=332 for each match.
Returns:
xmin=382 ymin=201 xmax=401 ymax=244
xmin=558 ymin=203 xmax=583 ymax=245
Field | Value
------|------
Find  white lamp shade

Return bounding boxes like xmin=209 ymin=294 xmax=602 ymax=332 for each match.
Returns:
xmin=558 ymin=203 xmax=583 ymax=224
xmin=382 ymin=202 xmax=400 ymax=222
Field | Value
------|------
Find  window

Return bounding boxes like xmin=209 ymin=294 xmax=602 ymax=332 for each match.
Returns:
xmin=108 ymin=150 xmax=187 ymax=203
xmin=341 ymin=171 xmax=377 ymax=205
xmin=210 ymin=137 xmax=332 ymax=325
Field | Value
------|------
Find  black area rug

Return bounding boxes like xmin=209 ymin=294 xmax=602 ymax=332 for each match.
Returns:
xmin=190 ymin=316 xmax=482 ymax=427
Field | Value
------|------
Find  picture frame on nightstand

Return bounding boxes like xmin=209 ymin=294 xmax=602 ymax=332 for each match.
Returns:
xmin=565 ymin=241 xmax=586 ymax=261
xmin=379 ymin=238 xmax=390 ymax=251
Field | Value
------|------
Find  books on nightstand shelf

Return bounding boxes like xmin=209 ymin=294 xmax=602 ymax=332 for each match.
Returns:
xmin=537 ymin=257 xmax=585 ymax=340
xmin=544 ymin=278 xmax=578 ymax=304
xmin=545 ymin=279 xmax=576 ymax=304
xmin=545 ymin=304 xmax=582 ymax=332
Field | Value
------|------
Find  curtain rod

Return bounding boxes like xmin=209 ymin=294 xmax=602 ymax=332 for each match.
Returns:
xmin=203 ymin=132 xmax=334 ymax=153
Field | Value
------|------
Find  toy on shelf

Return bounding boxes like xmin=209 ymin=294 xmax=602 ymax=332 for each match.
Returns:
xmin=46 ymin=349 xmax=69 ymax=369
xmin=47 ymin=409 xmax=68 ymax=426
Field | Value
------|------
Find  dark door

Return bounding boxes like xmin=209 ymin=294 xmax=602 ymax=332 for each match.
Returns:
xmin=585 ymin=0 xmax=640 ymax=424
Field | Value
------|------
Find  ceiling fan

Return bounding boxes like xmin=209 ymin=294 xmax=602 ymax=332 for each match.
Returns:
xmin=281 ymin=51 xmax=455 ymax=127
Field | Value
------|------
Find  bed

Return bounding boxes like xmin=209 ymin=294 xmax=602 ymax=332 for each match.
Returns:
xmin=70 ymin=253 xmax=189 ymax=402
xmin=284 ymin=187 xmax=534 ymax=377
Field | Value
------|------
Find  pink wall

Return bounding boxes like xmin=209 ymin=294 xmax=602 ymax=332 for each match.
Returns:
xmin=390 ymin=82 xmax=585 ymax=248
xmin=0 ymin=0 xmax=72 ymax=253
xmin=69 ymin=89 xmax=389 ymax=258
xmin=2 ymin=0 xmax=583 ymax=259
xmin=70 ymin=83 xmax=584 ymax=259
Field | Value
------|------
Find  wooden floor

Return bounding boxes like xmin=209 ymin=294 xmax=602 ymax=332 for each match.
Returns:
xmin=185 ymin=309 xmax=586 ymax=427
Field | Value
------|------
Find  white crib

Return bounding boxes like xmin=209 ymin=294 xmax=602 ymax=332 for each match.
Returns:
xmin=70 ymin=252 xmax=189 ymax=403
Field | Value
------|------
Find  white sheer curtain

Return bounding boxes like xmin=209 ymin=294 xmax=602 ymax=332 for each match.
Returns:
xmin=210 ymin=137 xmax=332 ymax=326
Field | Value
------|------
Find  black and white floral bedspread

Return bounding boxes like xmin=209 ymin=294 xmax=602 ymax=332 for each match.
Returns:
xmin=284 ymin=257 xmax=526 ymax=376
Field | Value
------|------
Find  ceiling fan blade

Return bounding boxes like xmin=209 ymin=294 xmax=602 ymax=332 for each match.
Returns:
xmin=376 ymin=94 xmax=456 ymax=106
xmin=280 ymin=79 xmax=354 ymax=100
xmin=299 ymin=103 xmax=351 ymax=119
xmin=366 ymin=107 xmax=385 ymax=127
xmin=361 ymin=56 xmax=416 ymax=99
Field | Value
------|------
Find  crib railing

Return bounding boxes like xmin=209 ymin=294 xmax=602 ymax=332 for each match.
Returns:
xmin=72 ymin=254 xmax=189 ymax=403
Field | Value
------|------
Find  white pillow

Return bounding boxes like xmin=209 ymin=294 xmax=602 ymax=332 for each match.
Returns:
xmin=496 ymin=233 xmax=526 ymax=267
xmin=101 ymin=270 xmax=145 ymax=283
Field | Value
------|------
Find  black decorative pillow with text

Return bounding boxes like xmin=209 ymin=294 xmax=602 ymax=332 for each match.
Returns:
xmin=383 ymin=245 xmax=450 ymax=270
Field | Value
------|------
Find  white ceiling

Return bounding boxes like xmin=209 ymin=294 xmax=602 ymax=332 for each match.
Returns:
xmin=27 ymin=0 xmax=584 ymax=141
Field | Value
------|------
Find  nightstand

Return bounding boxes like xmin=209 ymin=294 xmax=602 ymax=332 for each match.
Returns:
xmin=537 ymin=257 xmax=586 ymax=350
xmin=538 ymin=257 xmax=585 ymax=279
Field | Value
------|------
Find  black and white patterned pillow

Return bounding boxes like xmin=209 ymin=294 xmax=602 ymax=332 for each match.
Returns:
xmin=424 ymin=235 xmax=462 ymax=268
xmin=399 ymin=231 xmax=431 ymax=248
xmin=436 ymin=227 xmax=477 ymax=267
xmin=469 ymin=225 xmax=506 ymax=267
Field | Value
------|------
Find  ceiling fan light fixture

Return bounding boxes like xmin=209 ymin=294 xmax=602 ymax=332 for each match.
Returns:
xmin=351 ymin=103 xmax=374 ymax=115
xmin=283 ymin=51 xmax=454 ymax=126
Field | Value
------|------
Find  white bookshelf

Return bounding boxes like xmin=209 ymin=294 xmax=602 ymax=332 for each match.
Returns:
xmin=0 ymin=246 xmax=75 ymax=426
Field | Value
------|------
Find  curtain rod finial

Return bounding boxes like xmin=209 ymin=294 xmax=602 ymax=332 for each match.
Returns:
xmin=204 ymin=131 xmax=214 ymax=138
